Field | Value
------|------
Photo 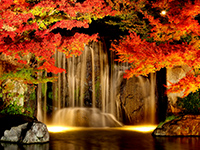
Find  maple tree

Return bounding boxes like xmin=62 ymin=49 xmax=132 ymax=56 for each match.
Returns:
xmin=0 ymin=0 xmax=115 ymax=85
xmin=110 ymin=0 xmax=200 ymax=97
xmin=2 ymin=0 xmax=200 ymax=99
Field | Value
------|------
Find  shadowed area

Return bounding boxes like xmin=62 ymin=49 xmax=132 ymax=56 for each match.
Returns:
xmin=0 ymin=114 xmax=35 ymax=137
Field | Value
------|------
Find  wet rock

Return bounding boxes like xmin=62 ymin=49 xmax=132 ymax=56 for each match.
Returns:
xmin=153 ymin=115 xmax=200 ymax=136
xmin=0 ymin=114 xmax=34 ymax=137
xmin=120 ymin=77 xmax=150 ymax=124
xmin=1 ymin=123 xmax=28 ymax=142
xmin=22 ymin=122 xmax=49 ymax=143
xmin=0 ymin=114 xmax=49 ymax=143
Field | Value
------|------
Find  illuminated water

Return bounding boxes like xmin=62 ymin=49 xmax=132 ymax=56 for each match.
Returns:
xmin=1 ymin=126 xmax=200 ymax=150
xmin=49 ymin=129 xmax=200 ymax=150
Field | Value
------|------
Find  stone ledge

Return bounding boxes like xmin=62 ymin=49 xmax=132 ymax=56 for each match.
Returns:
xmin=152 ymin=115 xmax=200 ymax=136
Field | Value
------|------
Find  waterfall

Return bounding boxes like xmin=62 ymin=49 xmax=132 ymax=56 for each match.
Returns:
xmin=49 ymin=41 xmax=124 ymax=127
xmin=138 ymin=73 xmax=156 ymax=124
xmin=37 ymin=40 xmax=157 ymax=126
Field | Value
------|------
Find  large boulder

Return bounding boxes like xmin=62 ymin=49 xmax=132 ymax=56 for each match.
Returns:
xmin=167 ymin=65 xmax=193 ymax=114
xmin=0 ymin=114 xmax=49 ymax=143
xmin=152 ymin=115 xmax=200 ymax=136
xmin=119 ymin=75 xmax=157 ymax=124
xmin=119 ymin=77 xmax=144 ymax=124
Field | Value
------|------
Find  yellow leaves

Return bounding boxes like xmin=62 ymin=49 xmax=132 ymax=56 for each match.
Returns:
xmin=173 ymin=31 xmax=181 ymax=41
xmin=29 ymin=6 xmax=63 ymax=30
xmin=30 ymin=6 xmax=53 ymax=17
xmin=190 ymin=36 xmax=200 ymax=48
xmin=194 ymin=68 xmax=200 ymax=76
xmin=13 ymin=0 xmax=26 ymax=5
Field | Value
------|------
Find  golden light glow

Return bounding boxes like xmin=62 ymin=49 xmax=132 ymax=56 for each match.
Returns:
xmin=160 ymin=10 xmax=167 ymax=16
xmin=122 ymin=125 xmax=157 ymax=133
xmin=47 ymin=125 xmax=157 ymax=133
xmin=47 ymin=126 xmax=75 ymax=133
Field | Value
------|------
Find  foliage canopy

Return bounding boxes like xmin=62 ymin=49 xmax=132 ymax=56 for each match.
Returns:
xmin=1 ymin=0 xmax=200 ymax=98
xmin=0 ymin=0 xmax=115 ymax=87
xmin=110 ymin=0 xmax=200 ymax=97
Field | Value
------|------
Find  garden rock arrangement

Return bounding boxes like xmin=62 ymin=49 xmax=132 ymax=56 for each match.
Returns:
xmin=0 ymin=114 xmax=49 ymax=144
xmin=153 ymin=115 xmax=200 ymax=136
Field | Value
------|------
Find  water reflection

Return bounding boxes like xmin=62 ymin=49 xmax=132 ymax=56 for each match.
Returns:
xmin=49 ymin=129 xmax=200 ymax=150
xmin=0 ymin=142 xmax=49 ymax=150
xmin=155 ymin=137 xmax=200 ymax=150
xmin=1 ymin=130 xmax=200 ymax=150
xmin=49 ymin=129 xmax=156 ymax=150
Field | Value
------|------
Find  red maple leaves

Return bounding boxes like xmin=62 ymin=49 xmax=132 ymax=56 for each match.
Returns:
xmin=111 ymin=32 xmax=198 ymax=78
xmin=166 ymin=74 xmax=200 ymax=97
xmin=111 ymin=0 xmax=200 ymax=97
xmin=0 ymin=0 xmax=114 ymax=76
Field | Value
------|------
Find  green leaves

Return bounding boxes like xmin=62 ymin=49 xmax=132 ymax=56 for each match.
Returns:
xmin=0 ymin=100 xmax=34 ymax=117
xmin=0 ymin=68 xmax=57 ymax=84
xmin=177 ymin=90 xmax=200 ymax=114
xmin=157 ymin=115 xmax=180 ymax=128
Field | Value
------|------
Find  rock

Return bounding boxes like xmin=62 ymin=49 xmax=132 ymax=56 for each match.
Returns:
xmin=152 ymin=115 xmax=200 ymax=136
xmin=1 ymin=123 xmax=28 ymax=142
xmin=22 ymin=122 xmax=49 ymax=143
xmin=0 ymin=114 xmax=49 ymax=143
xmin=119 ymin=77 xmax=143 ymax=124
xmin=120 ymin=76 xmax=154 ymax=124
xmin=167 ymin=65 xmax=193 ymax=114
xmin=0 ymin=114 xmax=34 ymax=137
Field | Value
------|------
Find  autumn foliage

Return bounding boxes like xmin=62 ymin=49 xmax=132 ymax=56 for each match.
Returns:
xmin=0 ymin=0 xmax=114 ymax=76
xmin=110 ymin=0 xmax=200 ymax=97
xmin=1 ymin=0 xmax=200 ymax=97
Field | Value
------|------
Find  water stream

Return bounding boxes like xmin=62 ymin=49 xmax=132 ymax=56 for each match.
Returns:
xmin=138 ymin=73 xmax=156 ymax=124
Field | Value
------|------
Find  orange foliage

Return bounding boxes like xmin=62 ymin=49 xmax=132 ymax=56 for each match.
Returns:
xmin=111 ymin=32 xmax=198 ymax=78
xmin=111 ymin=0 xmax=200 ymax=97
xmin=166 ymin=74 xmax=200 ymax=97
xmin=0 ymin=0 xmax=114 ymax=75
xmin=144 ymin=0 xmax=200 ymax=42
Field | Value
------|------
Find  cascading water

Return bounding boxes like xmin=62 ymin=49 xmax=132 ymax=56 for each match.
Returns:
xmin=138 ymin=73 xmax=156 ymax=124
xmin=47 ymin=41 xmax=125 ymax=127
xmin=37 ymin=40 xmax=157 ymax=127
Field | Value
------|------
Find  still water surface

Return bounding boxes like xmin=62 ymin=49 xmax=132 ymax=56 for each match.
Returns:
xmin=1 ymin=127 xmax=200 ymax=150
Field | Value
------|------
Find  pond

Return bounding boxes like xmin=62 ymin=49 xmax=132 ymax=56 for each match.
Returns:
xmin=0 ymin=126 xmax=200 ymax=150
